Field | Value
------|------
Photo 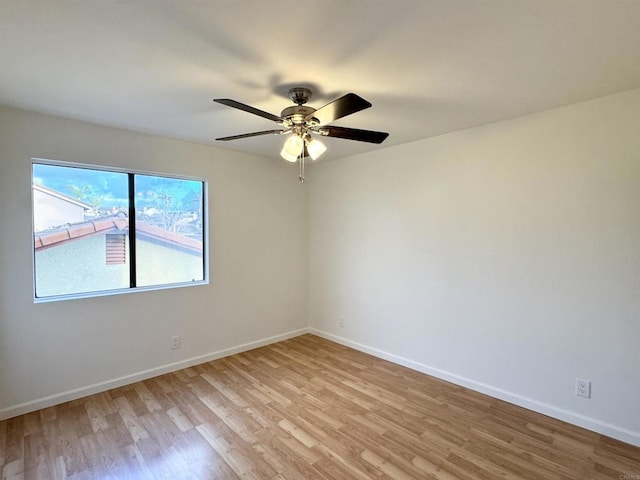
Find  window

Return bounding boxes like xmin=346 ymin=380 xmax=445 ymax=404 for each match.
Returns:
xmin=32 ymin=160 xmax=207 ymax=300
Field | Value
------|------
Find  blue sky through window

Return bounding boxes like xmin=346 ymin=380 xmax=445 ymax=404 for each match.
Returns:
xmin=33 ymin=163 xmax=202 ymax=210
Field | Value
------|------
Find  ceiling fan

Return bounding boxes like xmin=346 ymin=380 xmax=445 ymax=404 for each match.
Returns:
xmin=214 ymin=87 xmax=389 ymax=182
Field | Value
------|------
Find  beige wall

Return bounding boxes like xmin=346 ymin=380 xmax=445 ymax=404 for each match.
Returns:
xmin=35 ymin=234 xmax=129 ymax=297
xmin=34 ymin=234 xmax=202 ymax=297
xmin=308 ymin=88 xmax=640 ymax=446
xmin=0 ymin=106 xmax=308 ymax=415
xmin=136 ymin=237 xmax=203 ymax=286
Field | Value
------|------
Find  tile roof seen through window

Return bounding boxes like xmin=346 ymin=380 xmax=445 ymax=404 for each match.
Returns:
xmin=34 ymin=214 xmax=202 ymax=254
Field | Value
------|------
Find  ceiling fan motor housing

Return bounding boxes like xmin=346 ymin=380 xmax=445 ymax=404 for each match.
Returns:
xmin=280 ymin=105 xmax=318 ymax=126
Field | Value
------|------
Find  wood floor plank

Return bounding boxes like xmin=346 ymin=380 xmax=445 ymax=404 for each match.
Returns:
xmin=2 ymin=334 xmax=639 ymax=479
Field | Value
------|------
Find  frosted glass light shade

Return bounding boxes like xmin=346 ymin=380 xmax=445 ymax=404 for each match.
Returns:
xmin=306 ymin=138 xmax=327 ymax=160
xmin=280 ymin=135 xmax=303 ymax=162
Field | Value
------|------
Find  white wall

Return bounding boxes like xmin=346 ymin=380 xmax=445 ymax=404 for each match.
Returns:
xmin=0 ymin=106 xmax=308 ymax=416
xmin=2 ymin=89 xmax=639 ymax=446
xmin=308 ymin=88 xmax=640 ymax=446
xmin=32 ymin=188 xmax=86 ymax=231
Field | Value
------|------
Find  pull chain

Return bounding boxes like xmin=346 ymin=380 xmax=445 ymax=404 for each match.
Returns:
xmin=299 ymin=145 xmax=305 ymax=183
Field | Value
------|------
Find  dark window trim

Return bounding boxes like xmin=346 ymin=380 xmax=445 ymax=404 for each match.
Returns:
xmin=127 ymin=173 xmax=137 ymax=287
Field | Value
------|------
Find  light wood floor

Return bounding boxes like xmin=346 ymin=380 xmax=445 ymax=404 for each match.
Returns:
xmin=1 ymin=334 xmax=639 ymax=479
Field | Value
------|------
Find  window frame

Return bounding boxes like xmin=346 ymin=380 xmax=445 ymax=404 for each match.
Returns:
xmin=31 ymin=158 xmax=209 ymax=303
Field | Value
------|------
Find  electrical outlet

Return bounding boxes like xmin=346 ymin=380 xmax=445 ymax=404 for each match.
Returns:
xmin=339 ymin=316 xmax=344 ymax=327
xmin=171 ymin=335 xmax=182 ymax=350
xmin=576 ymin=378 xmax=591 ymax=398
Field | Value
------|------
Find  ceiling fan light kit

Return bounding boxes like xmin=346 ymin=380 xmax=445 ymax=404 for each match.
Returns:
xmin=280 ymin=134 xmax=304 ymax=162
xmin=306 ymin=137 xmax=327 ymax=160
xmin=214 ymin=87 xmax=389 ymax=182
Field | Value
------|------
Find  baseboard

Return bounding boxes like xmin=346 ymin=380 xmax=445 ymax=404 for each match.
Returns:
xmin=5 ymin=326 xmax=638 ymax=448
xmin=0 ymin=327 xmax=310 ymax=421
xmin=309 ymin=328 xmax=640 ymax=448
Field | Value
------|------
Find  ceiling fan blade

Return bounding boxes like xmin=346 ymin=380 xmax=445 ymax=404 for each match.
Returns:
xmin=214 ymin=99 xmax=282 ymax=123
xmin=216 ymin=130 xmax=285 ymax=141
xmin=308 ymin=93 xmax=372 ymax=124
xmin=319 ymin=126 xmax=389 ymax=144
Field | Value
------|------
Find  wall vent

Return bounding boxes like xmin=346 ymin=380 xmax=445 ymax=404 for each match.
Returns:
xmin=106 ymin=233 xmax=126 ymax=265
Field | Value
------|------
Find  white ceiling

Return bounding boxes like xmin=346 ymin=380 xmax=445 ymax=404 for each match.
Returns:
xmin=1 ymin=1 xmax=639 ymax=161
